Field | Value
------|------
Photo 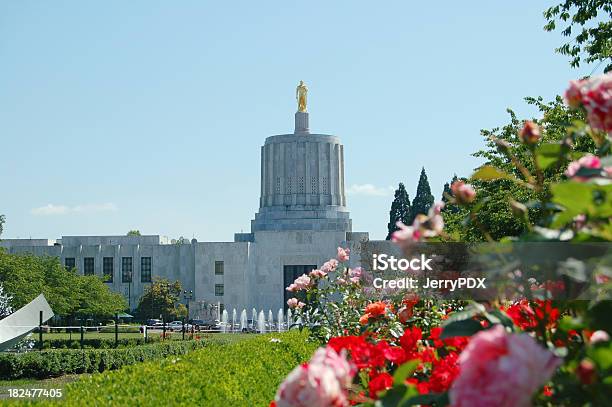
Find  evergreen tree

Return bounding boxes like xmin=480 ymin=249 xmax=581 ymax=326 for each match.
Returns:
xmin=386 ymin=183 xmax=411 ymax=240
xmin=441 ymin=175 xmax=460 ymax=213
xmin=409 ymin=168 xmax=434 ymax=223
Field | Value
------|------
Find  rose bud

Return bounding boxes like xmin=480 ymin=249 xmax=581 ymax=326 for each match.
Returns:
xmin=451 ymin=181 xmax=476 ymax=204
xmin=590 ymin=330 xmax=610 ymax=345
xmin=519 ymin=121 xmax=541 ymax=145
xmin=576 ymin=359 xmax=597 ymax=385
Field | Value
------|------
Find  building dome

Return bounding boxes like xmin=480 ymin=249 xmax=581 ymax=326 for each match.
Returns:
xmin=251 ymin=111 xmax=351 ymax=232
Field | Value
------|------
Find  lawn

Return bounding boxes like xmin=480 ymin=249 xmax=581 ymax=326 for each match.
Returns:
xmin=2 ymin=331 xmax=317 ymax=406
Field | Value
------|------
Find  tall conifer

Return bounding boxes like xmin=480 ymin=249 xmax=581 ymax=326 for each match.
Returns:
xmin=386 ymin=183 xmax=411 ymax=240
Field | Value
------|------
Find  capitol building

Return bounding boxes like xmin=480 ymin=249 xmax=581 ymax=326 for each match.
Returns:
xmin=1 ymin=84 xmax=395 ymax=316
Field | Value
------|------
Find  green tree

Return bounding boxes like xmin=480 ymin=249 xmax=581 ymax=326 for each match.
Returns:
xmin=127 ymin=230 xmax=141 ymax=236
xmin=409 ymin=168 xmax=434 ymax=223
xmin=544 ymin=0 xmax=612 ymax=72
xmin=441 ymin=175 xmax=461 ymax=214
xmin=74 ymin=275 xmax=126 ymax=319
xmin=0 ymin=251 xmax=125 ymax=320
xmin=386 ymin=183 xmax=412 ymax=240
xmin=134 ymin=278 xmax=187 ymax=321
xmin=443 ymin=96 xmax=596 ymax=241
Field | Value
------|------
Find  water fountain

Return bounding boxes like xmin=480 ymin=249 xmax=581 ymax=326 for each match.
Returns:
xmin=277 ymin=308 xmax=284 ymax=332
xmin=251 ymin=308 xmax=257 ymax=328
xmin=257 ymin=310 xmax=266 ymax=333
xmin=268 ymin=310 xmax=273 ymax=331
xmin=240 ymin=309 xmax=247 ymax=331
xmin=286 ymin=308 xmax=293 ymax=329
xmin=221 ymin=309 xmax=228 ymax=333
xmin=232 ymin=309 xmax=237 ymax=333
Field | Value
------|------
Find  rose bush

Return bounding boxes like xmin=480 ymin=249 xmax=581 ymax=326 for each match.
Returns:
xmin=276 ymin=74 xmax=612 ymax=406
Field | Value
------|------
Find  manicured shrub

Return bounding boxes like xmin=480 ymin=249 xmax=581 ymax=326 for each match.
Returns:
xmin=41 ymin=336 xmax=161 ymax=349
xmin=38 ymin=331 xmax=317 ymax=406
xmin=0 ymin=339 xmax=210 ymax=380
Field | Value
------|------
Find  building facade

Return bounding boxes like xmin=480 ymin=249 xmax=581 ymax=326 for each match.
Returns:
xmin=1 ymin=107 xmax=393 ymax=317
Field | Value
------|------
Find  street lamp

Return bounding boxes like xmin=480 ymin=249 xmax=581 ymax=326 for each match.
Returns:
xmin=183 ymin=290 xmax=193 ymax=319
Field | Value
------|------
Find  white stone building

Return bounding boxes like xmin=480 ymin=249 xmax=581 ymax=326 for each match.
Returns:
xmin=1 ymin=108 xmax=392 ymax=317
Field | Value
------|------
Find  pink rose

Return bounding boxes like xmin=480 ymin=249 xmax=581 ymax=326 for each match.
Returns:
xmin=451 ymin=181 xmax=476 ymax=204
xmin=450 ymin=325 xmax=560 ymax=407
xmin=292 ymin=274 xmax=313 ymax=291
xmin=275 ymin=347 xmax=355 ymax=407
xmin=519 ymin=121 xmax=541 ymax=145
xmin=309 ymin=347 xmax=356 ymax=388
xmin=337 ymin=247 xmax=350 ymax=262
xmin=309 ymin=269 xmax=327 ymax=279
xmin=287 ymin=298 xmax=305 ymax=309
xmin=565 ymin=154 xmax=604 ymax=180
xmin=348 ymin=267 xmax=362 ymax=283
xmin=392 ymin=221 xmax=422 ymax=247
xmin=321 ymin=259 xmax=339 ymax=273
xmin=590 ymin=330 xmax=610 ymax=344
xmin=565 ymin=74 xmax=612 ymax=133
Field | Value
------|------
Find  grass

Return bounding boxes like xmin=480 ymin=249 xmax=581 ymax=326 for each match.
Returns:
xmin=9 ymin=331 xmax=317 ymax=406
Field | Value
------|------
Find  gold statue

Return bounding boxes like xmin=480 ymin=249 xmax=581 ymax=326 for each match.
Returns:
xmin=296 ymin=80 xmax=308 ymax=112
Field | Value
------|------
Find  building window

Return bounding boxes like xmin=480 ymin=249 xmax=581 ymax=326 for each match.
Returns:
xmin=215 ymin=284 xmax=224 ymax=296
xmin=298 ymin=177 xmax=304 ymax=193
xmin=287 ymin=177 xmax=292 ymax=194
xmin=276 ymin=177 xmax=281 ymax=194
xmin=65 ymin=257 xmax=76 ymax=270
xmin=322 ymin=177 xmax=328 ymax=194
xmin=141 ymin=257 xmax=152 ymax=282
xmin=83 ymin=257 xmax=94 ymax=276
xmin=122 ymin=257 xmax=133 ymax=283
xmin=311 ymin=176 xmax=318 ymax=193
xmin=215 ymin=261 xmax=224 ymax=275
xmin=103 ymin=257 xmax=114 ymax=283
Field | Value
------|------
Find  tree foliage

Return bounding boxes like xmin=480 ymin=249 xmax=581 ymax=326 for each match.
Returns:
xmin=0 ymin=250 xmax=126 ymax=320
xmin=544 ymin=0 xmax=612 ymax=72
xmin=443 ymin=96 xmax=597 ymax=241
xmin=386 ymin=183 xmax=411 ymax=240
xmin=127 ymin=230 xmax=141 ymax=236
xmin=134 ymin=277 xmax=188 ymax=321
xmin=0 ymin=215 xmax=5 ymax=238
xmin=408 ymin=168 xmax=434 ymax=223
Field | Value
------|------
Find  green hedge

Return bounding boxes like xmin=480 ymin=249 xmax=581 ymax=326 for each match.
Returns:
xmin=0 ymin=340 xmax=208 ymax=380
xmin=40 ymin=336 xmax=161 ymax=349
xmin=44 ymin=331 xmax=318 ymax=406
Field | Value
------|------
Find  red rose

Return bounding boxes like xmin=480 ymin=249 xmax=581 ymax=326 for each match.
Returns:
xmin=368 ymin=372 xmax=393 ymax=397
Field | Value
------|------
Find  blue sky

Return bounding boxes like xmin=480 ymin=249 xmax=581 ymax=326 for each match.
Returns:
xmin=0 ymin=1 xmax=599 ymax=241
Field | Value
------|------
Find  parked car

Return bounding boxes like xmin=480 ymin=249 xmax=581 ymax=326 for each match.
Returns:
xmin=146 ymin=319 xmax=162 ymax=327
xmin=167 ymin=321 xmax=193 ymax=331
xmin=190 ymin=319 xmax=206 ymax=330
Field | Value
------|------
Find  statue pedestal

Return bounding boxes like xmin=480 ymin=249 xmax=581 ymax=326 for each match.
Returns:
xmin=294 ymin=112 xmax=309 ymax=134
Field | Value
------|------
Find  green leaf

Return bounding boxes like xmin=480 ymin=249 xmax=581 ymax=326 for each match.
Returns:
xmin=393 ymin=360 xmax=419 ymax=386
xmin=535 ymin=143 xmax=563 ymax=170
xmin=589 ymin=346 xmax=612 ymax=371
xmin=551 ymin=182 xmax=612 ymax=227
xmin=471 ymin=165 xmax=519 ymax=182
xmin=379 ymin=384 xmax=418 ymax=407
xmin=484 ymin=309 xmax=515 ymax=329
xmin=440 ymin=319 xmax=484 ymax=339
